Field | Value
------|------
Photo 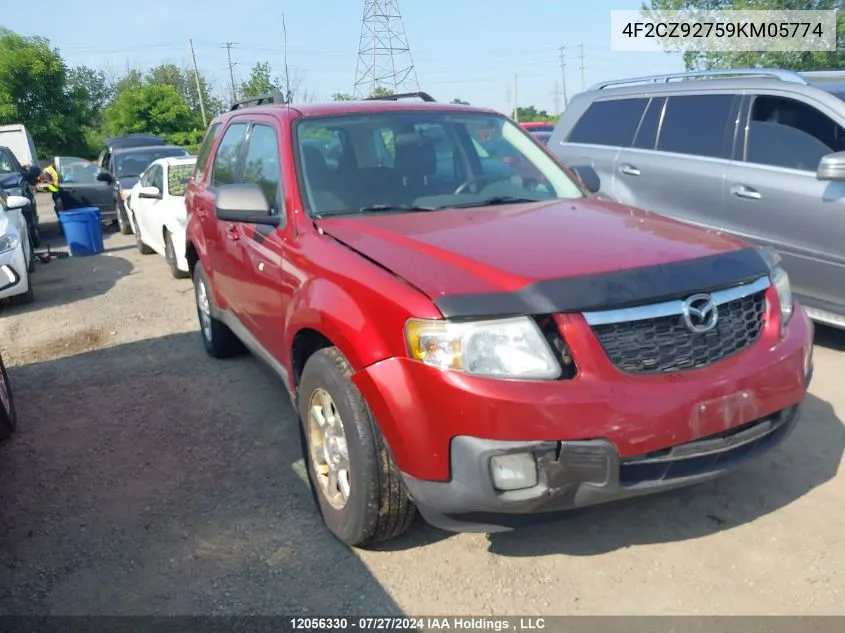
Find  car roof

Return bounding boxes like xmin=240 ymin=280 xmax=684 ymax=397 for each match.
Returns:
xmin=215 ymin=99 xmax=500 ymax=123
xmin=150 ymin=156 xmax=196 ymax=168
xmin=104 ymin=134 xmax=165 ymax=149
xmin=112 ymin=144 xmax=188 ymax=156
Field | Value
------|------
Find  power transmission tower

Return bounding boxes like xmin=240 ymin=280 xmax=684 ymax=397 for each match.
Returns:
xmin=353 ymin=0 xmax=419 ymax=98
xmin=223 ymin=42 xmax=238 ymax=102
xmin=578 ymin=43 xmax=585 ymax=92
xmin=558 ymin=45 xmax=569 ymax=107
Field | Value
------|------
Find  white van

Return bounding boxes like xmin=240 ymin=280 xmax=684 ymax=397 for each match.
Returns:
xmin=0 ymin=124 xmax=39 ymax=167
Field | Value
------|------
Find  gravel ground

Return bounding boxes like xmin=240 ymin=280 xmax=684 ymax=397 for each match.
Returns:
xmin=0 ymin=194 xmax=843 ymax=615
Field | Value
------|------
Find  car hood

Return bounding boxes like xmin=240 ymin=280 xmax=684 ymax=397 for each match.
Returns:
xmin=316 ymin=198 xmax=753 ymax=302
xmin=0 ymin=173 xmax=23 ymax=189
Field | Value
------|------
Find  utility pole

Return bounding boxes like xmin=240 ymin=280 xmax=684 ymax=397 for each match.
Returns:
xmin=552 ymin=81 xmax=562 ymax=115
xmin=579 ymin=43 xmax=586 ymax=92
xmin=189 ymin=39 xmax=208 ymax=128
xmin=223 ymin=42 xmax=238 ymax=102
xmin=558 ymin=45 xmax=569 ymax=107
xmin=513 ymin=73 xmax=519 ymax=122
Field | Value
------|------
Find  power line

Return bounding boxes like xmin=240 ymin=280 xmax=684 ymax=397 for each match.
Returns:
xmin=222 ymin=42 xmax=238 ymax=102
xmin=578 ymin=43 xmax=585 ymax=92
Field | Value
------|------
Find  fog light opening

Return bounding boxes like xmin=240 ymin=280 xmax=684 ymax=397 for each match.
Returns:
xmin=490 ymin=452 xmax=538 ymax=491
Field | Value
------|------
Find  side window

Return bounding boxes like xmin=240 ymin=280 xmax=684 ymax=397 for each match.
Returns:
xmin=241 ymin=124 xmax=282 ymax=215
xmin=566 ymin=98 xmax=648 ymax=147
xmin=656 ymin=94 xmax=735 ymax=159
xmin=744 ymin=95 xmax=845 ymax=171
xmin=373 ymin=128 xmax=395 ymax=167
xmin=632 ymin=97 xmax=665 ymax=150
xmin=139 ymin=168 xmax=151 ymax=187
xmin=194 ymin=122 xmax=222 ymax=181
xmin=151 ymin=166 xmax=164 ymax=191
xmin=211 ymin=122 xmax=248 ymax=187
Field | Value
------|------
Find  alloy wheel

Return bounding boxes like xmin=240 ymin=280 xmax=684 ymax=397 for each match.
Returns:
xmin=307 ymin=387 xmax=351 ymax=510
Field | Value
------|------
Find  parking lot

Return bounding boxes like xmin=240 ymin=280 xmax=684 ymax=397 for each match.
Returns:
xmin=0 ymin=193 xmax=843 ymax=616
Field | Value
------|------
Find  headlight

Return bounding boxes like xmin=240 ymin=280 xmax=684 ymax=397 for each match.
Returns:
xmin=772 ymin=266 xmax=793 ymax=324
xmin=0 ymin=234 xmax=20 ymax=254
xmin=405 ymin=316 xmax=561 ymax=379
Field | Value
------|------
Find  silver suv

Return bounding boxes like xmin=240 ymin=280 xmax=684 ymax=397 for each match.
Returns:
xmin=549 ymin=68 xmax=845 ymax=331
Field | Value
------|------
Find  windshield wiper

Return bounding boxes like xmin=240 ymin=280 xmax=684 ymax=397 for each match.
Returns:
xmin=446 ymin=196 xmax=545 ymax=209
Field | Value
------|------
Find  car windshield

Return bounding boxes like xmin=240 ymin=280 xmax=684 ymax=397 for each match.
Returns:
xmin=294 ymin=110 xmax=583 ymax=217
xmin=57 ymin=156 xmax=100 ymax=183
xmin=116 ymin=148 xmax=189 ymax=178
xmin=0 ymin=148 xmax=16 ymax=174
xmin=167 ymin=163 xmax=195 ymax=196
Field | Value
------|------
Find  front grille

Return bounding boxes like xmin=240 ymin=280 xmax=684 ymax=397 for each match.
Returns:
xmin=591 ymin=290 xmax=767 ymax=374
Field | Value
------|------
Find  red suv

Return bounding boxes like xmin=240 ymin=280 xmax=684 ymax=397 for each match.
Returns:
xmin=184 ymin=92 xmax=814 ymax=547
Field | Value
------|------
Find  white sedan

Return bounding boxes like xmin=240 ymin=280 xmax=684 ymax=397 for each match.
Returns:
xmin=0 ymin=192 xmax=35 ymax=305
xmin=126 ymin=156 xmax=196 ymax=279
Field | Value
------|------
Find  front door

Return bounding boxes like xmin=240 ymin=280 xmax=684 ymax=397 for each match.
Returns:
xmin=56 ymin=156 xmax=116 ymax=216
xmin=723 ymin=93 xmax=845 ymax=313
xmin=233 ymin=120 xmax=287 ymax=346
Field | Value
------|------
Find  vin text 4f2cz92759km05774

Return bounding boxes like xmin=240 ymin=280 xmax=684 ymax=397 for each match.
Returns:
xmin=182 ymin=91 xmax=814 ymax=547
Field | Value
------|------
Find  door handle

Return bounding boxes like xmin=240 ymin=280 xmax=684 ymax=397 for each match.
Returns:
xmin=226 ymin=225 xmax=240 ymax=241
xmin=730 ymin=185 xmax=762 ymax=200
xmin=619 ymin=164 xmax=640 ymax=176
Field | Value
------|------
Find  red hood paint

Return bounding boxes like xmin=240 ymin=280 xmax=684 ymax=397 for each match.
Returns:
xmin=316 ymin=198 xmax=750 ymax=299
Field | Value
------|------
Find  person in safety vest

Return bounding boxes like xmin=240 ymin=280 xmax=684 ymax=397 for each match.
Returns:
xmin=40 ymin=159 xmax=61 ymax=212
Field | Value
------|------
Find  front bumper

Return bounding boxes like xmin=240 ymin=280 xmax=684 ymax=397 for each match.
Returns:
xmin=351 ymin=301 xmax=814 ymax=533
xmin=403 ymin=404 xmax=802 ymax=532
xmin=0 ymin=245 xmax=29 ymax=300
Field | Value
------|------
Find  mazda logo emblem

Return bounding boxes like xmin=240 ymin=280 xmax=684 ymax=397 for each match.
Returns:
xmin=682 ymin=294 xmax=719 ymax=333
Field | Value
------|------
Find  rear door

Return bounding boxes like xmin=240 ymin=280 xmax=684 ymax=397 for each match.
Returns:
xmin=614 ymin=92 xmax=739 ymax=231
xmin=57 ymin=155 xmax=116 ymax=214
xmin=723 ymin=92 xmax=845 ymax=315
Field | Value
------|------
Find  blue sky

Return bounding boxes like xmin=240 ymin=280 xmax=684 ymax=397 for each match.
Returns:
xmin=3 ymin=0 xmax=684 ymax=114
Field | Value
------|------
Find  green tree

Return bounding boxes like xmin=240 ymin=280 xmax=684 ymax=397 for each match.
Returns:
xmin=240 ymin=62 xmax=282 ymax=99
xmin=332 ymin=92 xmax=353 ymax=101
xmin=0 ymin=29 xmax=79 ymax=158
xmin=515 ymin=106 xmax=557 ymax=122
xmin=104 ymin=83 xmax=194 ymax=138
xmin=642 ymin=0 xmax=845 ymax=71
xmin=146 ymin=63 xmax=223 ymax=126
xmin=451 ymin=98 xmax=470 ymax=105
xmin=66 ymin=65 xmax=112 ymax=156
xmin=370 ymin=86 xmax=394 ymax=98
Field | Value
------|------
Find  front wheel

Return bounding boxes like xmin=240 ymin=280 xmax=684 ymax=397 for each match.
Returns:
xmin=298 ymin=347 xmax=416 ymax=547
xmin=165 ymin=231 xmax=189 ymax=279
xmin=131 ymin=213 xmax=154 ymax=254
xmin=0 ymin=354 xmax=17 ymax=440
xmin=117 ymin=203 xmax=133 ymax=235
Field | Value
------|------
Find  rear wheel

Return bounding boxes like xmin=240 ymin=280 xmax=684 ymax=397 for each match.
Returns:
xmin=132 ymin=213 xmax=154 ymax=254
xmin=0 ymin=354 xmax=16 ymax=440
xmin=165 ymin=231 xmax=189 ymax=279
xmin=298 ymin=347 xmax=416 ymax=547
xmin=193 ymin=261 xmax=243 ymax=358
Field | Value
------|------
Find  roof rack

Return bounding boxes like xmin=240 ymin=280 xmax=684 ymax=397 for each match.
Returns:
xmin=364 ymin=91 xmax=437 ymax=102
xmin=588 ymin=68 xmax=809 ymax=91
xmin=230 ymin=91 xmax=287 ymax=111
xmin=799 ymin=70 xmax=845 ymax=81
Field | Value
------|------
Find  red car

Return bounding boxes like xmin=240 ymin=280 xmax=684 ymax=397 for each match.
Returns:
xmin=184 ymin=93 xmax=813 ymax=547
xmin=520 ymin=122 xmax=555 ymax=133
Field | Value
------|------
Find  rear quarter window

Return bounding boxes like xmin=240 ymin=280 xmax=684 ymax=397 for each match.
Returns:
xmin=194 ymin=123 xmax=222 ymax=182
xmin=566 ymin=98 xmax=648 ymax=147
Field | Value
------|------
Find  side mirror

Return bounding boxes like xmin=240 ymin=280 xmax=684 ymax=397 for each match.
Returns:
xmin=138 ymin=186 xmax=161 ymax=200
xmin=569 ymin=165 xmax=601 ymax=194
xmin=215 ymin=183 xmax=280 ymax=226
xmin=96 ymin=170 xmax=114 ymax=183
xmin=816 ymin=151 xmax=845 ymax=181
xmin=5 ymin=195 xmax=30 ymax=210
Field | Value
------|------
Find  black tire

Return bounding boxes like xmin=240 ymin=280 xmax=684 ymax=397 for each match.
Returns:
xmin=132 ymin=213 xmax=154 ymax=254
xmin=26 ymin=235 xmax=36 ymax=274
xmin=165 ymin=231 xmax=189 ymax=279
xmin=9 ymin=271 xmax=34 ymax=306
xmin=0 ymin=354 xmax=17 ymax=441
xmin=29 ymin=222 xmax=41 ymax=248
xmin=193 ymin=261 xmax=243 ymax=358
xmin=298 ymin=347 xmax=416 ymax=547
xmin=117 ymin=203 xmax=132 ymax=235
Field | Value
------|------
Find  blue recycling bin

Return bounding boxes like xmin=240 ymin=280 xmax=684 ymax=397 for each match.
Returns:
xmin=58 ymin=207 xmax=105 ymax=257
